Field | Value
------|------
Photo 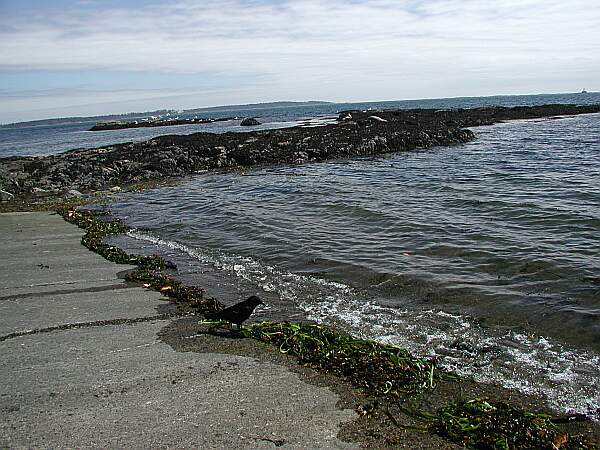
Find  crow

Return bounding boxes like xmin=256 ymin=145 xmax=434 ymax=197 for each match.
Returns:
xmin=205 ymin=295 xmax=264 ymax=329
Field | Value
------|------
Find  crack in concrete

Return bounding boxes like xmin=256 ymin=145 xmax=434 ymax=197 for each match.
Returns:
xmin=0 ymin=283 xmax=136 ymax=302
xmin=1 ymin=278 xmax=115 ymax=290
xmin=0 ymin=312 xmax=191 ymax=342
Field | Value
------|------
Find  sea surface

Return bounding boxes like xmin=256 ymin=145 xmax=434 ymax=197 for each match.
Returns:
xmin=2 ymin=93 xmax=600 ymax=419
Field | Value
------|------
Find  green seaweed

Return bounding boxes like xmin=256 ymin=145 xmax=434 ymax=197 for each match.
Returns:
xmin=243 ymin=321 xmax=454 ymax=397
xmin=242 ymin=322 xmax=598 ymax=448
xmin=59 ymin=206 xmax=133 ymax=263
xmin=57 ymin=206 xmax=222 ymax=313
xmin=125 ymin=268 xmax=219 ymax=311
xmin=432 ymin=399 xmax=596 ymax=450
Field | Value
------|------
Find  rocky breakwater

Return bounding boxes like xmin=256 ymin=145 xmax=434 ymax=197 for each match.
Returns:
xmin=89 ymin=116 xmax=236 ymax=131
xmin=2 ymin=104 xmax=599 ymax=202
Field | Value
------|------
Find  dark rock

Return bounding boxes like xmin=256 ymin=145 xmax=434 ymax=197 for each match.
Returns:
xmin=89 ymin=116 xmax=235 ymax=131
xmin=240 ymin=118 xmax=261 ymax=126
xmin=67 ymin=189 xmax=83 ymax=198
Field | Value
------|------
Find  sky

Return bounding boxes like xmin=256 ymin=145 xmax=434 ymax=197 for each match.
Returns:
xmin=0 ymin=0 xmax=598 ymax=122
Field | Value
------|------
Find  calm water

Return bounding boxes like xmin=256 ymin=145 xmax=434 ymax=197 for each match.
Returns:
xmin=3 ymin=93 xmax=600 ymax=419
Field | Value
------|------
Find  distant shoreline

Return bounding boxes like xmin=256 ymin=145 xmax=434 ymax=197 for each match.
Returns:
xmin=88 ymin=116 xmax=237 ymax=131
xmin=0 ymin=101 xmax=333 ymax=128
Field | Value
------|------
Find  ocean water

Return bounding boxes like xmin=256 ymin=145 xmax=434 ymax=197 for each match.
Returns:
xmin=3 ymin=93 xmax=600 ymax=419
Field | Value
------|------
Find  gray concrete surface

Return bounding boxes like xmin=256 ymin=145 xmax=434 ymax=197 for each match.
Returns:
xmin=1 ymin=212 xmax=133 ymax=293
xmin=0 ymin=212 xmax=356 ymax=449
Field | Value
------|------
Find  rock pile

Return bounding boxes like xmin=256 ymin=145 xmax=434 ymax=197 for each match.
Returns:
xmin=240 ymin=118 xmax=261 ymax=126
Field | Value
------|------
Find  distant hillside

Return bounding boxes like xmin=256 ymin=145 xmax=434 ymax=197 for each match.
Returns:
xmin=1 ymin=101 xmax=332 ymax=128
xmin=0 ymin=110 xmax=175 ymax=129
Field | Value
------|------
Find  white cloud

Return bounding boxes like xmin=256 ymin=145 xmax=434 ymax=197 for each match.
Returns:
xmin=0 ymin=0 xmax=599 ymax=119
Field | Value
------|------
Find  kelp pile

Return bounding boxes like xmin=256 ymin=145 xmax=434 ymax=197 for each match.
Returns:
xmin=243 ymin=321 xmax=455 ymax=397
xmin=243 ymin=322 xmax=597 ymax=449
xmin=432 ymin=399 xmax=594 ymax=449
xmin=57 ymin=206 xmax=222 ymax=313
xmin=58 ymin=206 xmax=136 ymax=263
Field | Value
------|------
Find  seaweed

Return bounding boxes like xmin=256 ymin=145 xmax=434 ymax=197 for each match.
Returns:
xmin=57 ymin=206 xmax=222 ymax=313
xmin=243 ymin=321 xmax=455 ymax=397
xmin=58 ymin=206 xmax=132 ymax=263
xmin=431 ymin=399 xmax=596 ymax=449
xmin=243 ymin=322 xmax=598 ymax=449
xmin=126 ymin=268 xmax=219 ymax=311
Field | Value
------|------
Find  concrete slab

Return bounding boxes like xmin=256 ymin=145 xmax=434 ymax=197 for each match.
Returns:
xmin=0 ymin=212 xmax=135 ymax=292
xmin=0 ymin=287 xmax=166 ymax=335
xmin=0 ymin=267 xmax=130 ymax=292
xmin=1 ymin=279 xmax=131 ymax=300
xmin=0 ymin=322 xmax=355 ymax=449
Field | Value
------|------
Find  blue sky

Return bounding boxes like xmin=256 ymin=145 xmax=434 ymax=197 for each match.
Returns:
xmin=0 ymin=0 xmax=598 ymax=122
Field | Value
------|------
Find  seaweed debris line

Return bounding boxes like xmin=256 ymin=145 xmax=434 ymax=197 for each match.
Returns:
xmin=2 ymin=104 xmax=600 ymax=205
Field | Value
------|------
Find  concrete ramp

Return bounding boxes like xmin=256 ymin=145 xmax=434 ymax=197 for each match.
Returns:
xmin=0 ymin=212 xmax=356 ymax=449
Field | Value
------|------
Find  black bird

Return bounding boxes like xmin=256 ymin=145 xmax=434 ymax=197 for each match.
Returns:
xmin=206 ymin=295 xmax=264 ymax=329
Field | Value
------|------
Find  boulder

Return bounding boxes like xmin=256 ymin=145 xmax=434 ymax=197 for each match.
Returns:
xmin=240 ymin=118 xmax=260 ymax=126
xmin=67 ymin=189 xmax=83 ymax=198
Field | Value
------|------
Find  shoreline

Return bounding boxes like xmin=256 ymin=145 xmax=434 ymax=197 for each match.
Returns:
xmin=72 ymin=211 xmax=600 ymax=448
xmin=2 ymin=104 xmax=600 ymax=207
xmin=0 ymin=211 xmax=356 ymax=448
xmin=53 ymin=206 xmax=600 ymax=447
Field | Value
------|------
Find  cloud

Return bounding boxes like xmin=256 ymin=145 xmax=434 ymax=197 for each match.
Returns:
xmin=0 ymin=0 xmax=599 ymax=120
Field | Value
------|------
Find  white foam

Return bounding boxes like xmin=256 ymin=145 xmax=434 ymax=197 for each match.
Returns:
xmin=128 ymin=230 xmax=600 ymax=421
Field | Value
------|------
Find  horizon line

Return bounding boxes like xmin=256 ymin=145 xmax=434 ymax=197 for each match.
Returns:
xmin=1 ymin=90 xmax=596 ymax=126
